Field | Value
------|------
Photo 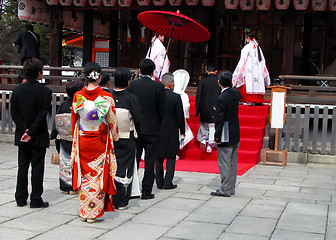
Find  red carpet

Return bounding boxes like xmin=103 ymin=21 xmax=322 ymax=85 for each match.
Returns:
xmin=140 ymin=96 xmax=270 ymax=176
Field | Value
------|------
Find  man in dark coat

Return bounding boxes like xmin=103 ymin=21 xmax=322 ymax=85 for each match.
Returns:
xmin=195 ymin=65 xmax=221 ymax=153
xmin=156 ymin=73 xmax=185 ymax=190
xmin=128 ymin=58 xmax=165 ymax=200
xmin=10 ymin=58 xmax=52 ymax=208
xmin=212 ymin=71 xmax=241 ymax=197
xmin=14 ymin=24 xmax=40 ymax=65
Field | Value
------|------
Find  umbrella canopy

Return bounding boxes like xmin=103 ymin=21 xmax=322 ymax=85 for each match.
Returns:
xmin=137 ymin=10 xmax=210 ymax=43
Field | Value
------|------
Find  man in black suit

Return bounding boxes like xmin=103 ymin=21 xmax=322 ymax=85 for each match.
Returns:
xmin=195 ymin=65 xmax=221 ymax=153
xmin=156 ymin=73 xmax=185 ymax=190
xmin=128 ymin=58 xmax=165 ymax=199
xmin=14 ymin=24 xmax=40 ymax=65
xmin=10 ymin=58 xmax=52 ymax=208
xmin=211 ymin=71 xmax=242 ymax=197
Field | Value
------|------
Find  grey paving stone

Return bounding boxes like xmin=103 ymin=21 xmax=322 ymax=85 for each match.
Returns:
xmin=0 ymin=202 xmax=38 ymax=218
xmin=326 ymin=225 xmax=336 ymax=240
xmin=0 ymin=192 xmax=14 ymax=206
xmin=250 ymin=198 xmax=287 ymax=207
xmin=271 ymin=229 xmax=324 ymax=240
xmin=173 ymin=192 xmax=212 ymax=201
xmin=1 ymin=212 xmax=76 ymax=233
xmin=239 ymin=203 xmax=284 ymax=219
xmin=284 ymin=202 xmax=328 ymax=217
xmin=238 ymin=182 xmax=300 ymax=192
xmin=203 ymin=196 xmax=250 ymax=209
xmin=67 ymin=215 xmax=127 ymax=230
xmin=186 ymin=206 xmax=240 ymax=224
xmin=97 ymin=222 xmax=170 ymax=240
xmin=265 ymin=190 xmax=331 ymax=202
xmin=131 ymin=207 xmax=189 ymax=227
xmin=0 ymin=226 xmax=37 ymax=239
xmin=277 ymin=213 xmax=326 ymax=234
xmin=225 ymin=216 xmax=277 ymax=237
xmin=218 ymin=232 xmax=269 ymax=240
xmin=328 ymin=205 xmax=336 ymax=226
xmin=153 ymin=197 xmax=205 ymax=212
xmin=233 ymin=187 xmax=266 ymax=198
xmin=32 ymin=224 xmax=107 ymax=240
xmin=300 ymin=186 xmax=336 ymax=195
xmin=163 ymin=220 xmax=226 ymax=240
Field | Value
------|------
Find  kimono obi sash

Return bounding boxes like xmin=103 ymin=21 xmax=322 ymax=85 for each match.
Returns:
xmin=55 ymin=113 xmax=73 ymax=141
xmin=115 ymin=108 xmax=137 ymax=139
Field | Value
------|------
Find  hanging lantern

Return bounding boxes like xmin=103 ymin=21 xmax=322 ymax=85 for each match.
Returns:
xmin=256 ymin=0 xmax=271 ymax=10
xmin=225 ymin=0 xmax=239 ymax=9
xmin=89 ymin=0 xmax=102 ymax=6
xmin=240 ymin=0 xmax=255 ymax=10
xmin=275 ymin=0 xmax=290 ymax=10
xmin=30 ymin=0 xmax=45 ymax=23
xmin=59 ymin=0 xmax=72 ymax=6
xmin=46 ymin=0 xmax=59 ymax=5
xmin=201 ymin=0 xmax=215 ymax=6
xmin=103 ymin=0 xmax=116 ymax=6
xmin=140 ymin=26 xmax=145 ymax=42
xmin=137 ymin=0 xmax=151 ymax=6
xmin=185 ymin=0 xmax=199 ymax=6
xmin=17 ymin=0 xmax=31 ymax=21
xmin=329 ymin=0 xmax=336 ymax=11
xmin=168 ymin=0 xmax=182 ymax=6
xmin=294 ymin=0 xmax=309 ymax=10
xmin=312 ymin=0 xmax=327 ymax=11
xmin=119 ymin=0 xmax=132 ymax=6
xmin=73 ymin=0 xmax=86 ymax=6
xmin=153 ymin=0 xmax=167 ymax=6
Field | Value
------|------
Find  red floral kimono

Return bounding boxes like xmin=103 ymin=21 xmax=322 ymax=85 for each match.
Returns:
xmin=70 ymin=86 xmax=119 ymax=219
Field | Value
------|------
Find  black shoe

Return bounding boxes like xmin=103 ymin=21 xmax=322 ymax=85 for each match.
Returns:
xmin=17 ymin=202 xmax=27 ymax=207
xmin=30 ymin=201 xmax=49 ymax=208
xmin=210 ymin=191 xmax=230 ymax=197
xmin=141 ymin=193 xmax=155 ymax=200
xmin=164 ymin=184 xmax=177 ymax=190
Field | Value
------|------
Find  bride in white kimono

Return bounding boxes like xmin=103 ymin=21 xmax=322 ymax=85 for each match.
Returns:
xmin=173 ymin=69 xmax=194 ymax=151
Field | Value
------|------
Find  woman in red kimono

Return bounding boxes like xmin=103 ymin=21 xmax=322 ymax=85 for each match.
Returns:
xmin=70 ymin=62 xmax=119 ymax=223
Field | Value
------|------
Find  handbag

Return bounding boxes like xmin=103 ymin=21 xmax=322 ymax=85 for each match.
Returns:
xmin=51 ymin=152 xmax=60 ymax=165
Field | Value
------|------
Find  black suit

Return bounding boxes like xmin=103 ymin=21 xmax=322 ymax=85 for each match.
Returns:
xmin=214 ymin=86 xmax=241 ymax=196
xmin=10 ymin=80 xmax=52 ymax=205
xmin=128 ymin=76 xmax=165 ymax=195
xmin=14 ymin=30 xmax=40 ymax=65
xmin=195 ymin=73 xmax=221 ymax=123
xmin=156 ymin=88 xmax=185 ymax=188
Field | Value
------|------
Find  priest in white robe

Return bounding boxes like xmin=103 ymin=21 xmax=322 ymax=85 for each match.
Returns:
xmin=232 ymin=30 xmax=270 ymax=105
xmin=146 ymin=34 xmax=170 ymax=82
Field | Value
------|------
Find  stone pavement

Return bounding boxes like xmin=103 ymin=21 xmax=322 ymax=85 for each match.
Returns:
xmin=0 ymin=142 xmax=336 ymax=240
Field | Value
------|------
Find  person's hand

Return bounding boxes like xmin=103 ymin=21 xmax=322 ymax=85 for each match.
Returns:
xmin=233 ymin=80 xmax=238 ymax=87
xmin=20 ymin=129 xmax=31 ymax=142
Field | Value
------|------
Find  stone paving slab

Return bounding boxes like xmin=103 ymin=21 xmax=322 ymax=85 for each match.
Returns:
xmin=271 ymin=229 xmax=325 ymax=240
xmin=218 ymin=233 xmax=269 ymax=240
xmin=163 ymin=220 xmax=226 ymax=240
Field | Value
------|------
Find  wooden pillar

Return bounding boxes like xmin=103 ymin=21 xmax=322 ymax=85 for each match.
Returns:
xmin=282 ymin=8 xmax=295 ymax=84
xmin=208 ymin=7 xmax=216 ymax=65
xmin=302 ymin=13 xmax=312 ymax=76
xmin=49 ymin=5 xmax=63 ymax=85
xmin=83 ymin=10 xmax=93 ymax=66
xmin=130 ymin=10 xmax=140 ymax=68
xmin=109 ymin=11 xmax=119 ymax=67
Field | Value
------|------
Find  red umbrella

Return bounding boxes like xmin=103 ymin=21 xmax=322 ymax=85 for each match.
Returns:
xmin=137 ymin=10 xmax=210 ymax=43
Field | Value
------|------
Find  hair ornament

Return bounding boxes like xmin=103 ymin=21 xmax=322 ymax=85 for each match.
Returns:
xmin=88 ymin=70 xmax=100 ymax=80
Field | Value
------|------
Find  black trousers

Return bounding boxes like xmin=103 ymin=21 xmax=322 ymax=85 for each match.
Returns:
xmin=136 ymin=134 xmax=158 ymax=195
xmin=15 ymin=145 xmax=46 ymax=205
xmin=155 ymin=157 xmax=176 ymax=188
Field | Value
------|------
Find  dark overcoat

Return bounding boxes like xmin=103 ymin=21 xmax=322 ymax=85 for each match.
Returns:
xmin=157 ymin=89 xmax=185 ymax=158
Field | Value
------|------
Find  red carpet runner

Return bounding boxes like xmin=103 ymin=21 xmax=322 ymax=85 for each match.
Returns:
xmin=140 ymin=96 xmax=270 ymax=176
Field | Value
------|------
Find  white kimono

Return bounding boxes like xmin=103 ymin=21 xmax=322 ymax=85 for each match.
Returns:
xmin=146 ymin=37 xmax=170 ymax=81
xmin=173 ymin=69 xmax=194 ymax=148
xmin=232 ymin=39 xmax=270 ymax=95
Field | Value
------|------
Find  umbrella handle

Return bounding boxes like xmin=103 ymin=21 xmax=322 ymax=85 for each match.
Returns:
xmin=158 ymin=28 xmax=174 ymax=80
